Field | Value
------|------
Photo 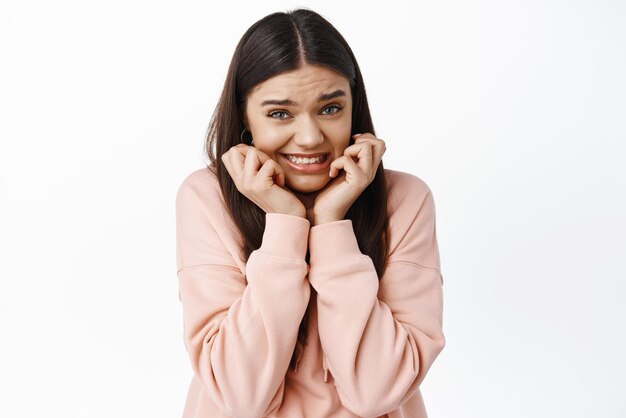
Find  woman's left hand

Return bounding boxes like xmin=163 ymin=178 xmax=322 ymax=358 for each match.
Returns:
xmin=311 ymin=133 xmax=386 ymax=225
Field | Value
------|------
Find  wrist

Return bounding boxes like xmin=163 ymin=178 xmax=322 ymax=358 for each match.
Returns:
xmin=312 ymin=211 xmax=345 ymax=226
xmin=279 ymin=212 xmax=306 ymax=220
xmin=287 ymin=208 xmax=307 ymax=219
xmin=274 ymin=203 xmax=305 ymax=219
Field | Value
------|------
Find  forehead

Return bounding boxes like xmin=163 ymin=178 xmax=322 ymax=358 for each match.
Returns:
xmin=248 ymin=64 xmax=351 ymax=102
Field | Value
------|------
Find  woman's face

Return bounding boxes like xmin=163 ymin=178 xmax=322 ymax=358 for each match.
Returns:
xmin=243 ymin=64 xmax=353 ymax=195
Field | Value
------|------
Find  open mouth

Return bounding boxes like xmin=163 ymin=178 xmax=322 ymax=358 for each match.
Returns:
xmin=280 ymin=153 xmax=331 ymax=172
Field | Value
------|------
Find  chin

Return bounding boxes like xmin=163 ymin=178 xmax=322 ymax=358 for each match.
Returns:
xmin=286 ymin=175 xmax=329 ymax=194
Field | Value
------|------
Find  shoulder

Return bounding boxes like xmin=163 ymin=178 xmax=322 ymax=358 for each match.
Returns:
xmin=383 ymin=168 xmax=439 ymax=260
xmin=175 ymin=164 xmax=246 ymax=268
xmin=384 ymin=168 xmax=435 ymax=212
xmin=175 ymin=164 xmax=232 ymax=230
xmin=175 ymin=164 xmax=225 ymax=214
xmin=176 ymin=164 xmax=220 ymax=200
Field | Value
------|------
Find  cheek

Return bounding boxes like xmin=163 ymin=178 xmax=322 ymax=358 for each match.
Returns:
xmin=330 ymin=132 xmax=351 ymax=156
xmin=251 ymin=130 xmax=289 ymax=157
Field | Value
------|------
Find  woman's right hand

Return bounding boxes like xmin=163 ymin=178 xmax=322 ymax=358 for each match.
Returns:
xmin=221 ymin=144 xmax=306 ymax=218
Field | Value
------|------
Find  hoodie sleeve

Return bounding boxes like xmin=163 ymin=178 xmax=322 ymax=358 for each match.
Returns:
xmin=175 ymin=172 xmax=311 ymax=418
xmin=307 ymin=173 xmax=445 ymax=418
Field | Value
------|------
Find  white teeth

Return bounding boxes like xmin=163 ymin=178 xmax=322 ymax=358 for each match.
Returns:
xmin=286 ymin=154 xmax=326 ymax=164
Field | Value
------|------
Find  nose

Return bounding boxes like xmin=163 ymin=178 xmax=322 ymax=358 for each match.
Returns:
xmin=293 ymin=116 xmax=324 ymax=148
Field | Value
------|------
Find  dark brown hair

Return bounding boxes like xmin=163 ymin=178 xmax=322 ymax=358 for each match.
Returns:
xmin=203 ymin=8 xmax=389 ymax=372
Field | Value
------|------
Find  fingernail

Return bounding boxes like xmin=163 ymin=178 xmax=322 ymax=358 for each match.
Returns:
xmin=352 ymin=133 xmax=362 ymax=137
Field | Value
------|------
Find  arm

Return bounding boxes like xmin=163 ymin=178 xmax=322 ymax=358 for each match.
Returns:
xmin=176 ymin=174 xmax=311 ymax=417
xmin=307 ymin=177 xmax=445 ymax=417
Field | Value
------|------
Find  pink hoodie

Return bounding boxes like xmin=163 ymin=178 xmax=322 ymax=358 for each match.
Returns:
xmin=175 ymin=165 xmax=445 ymax=418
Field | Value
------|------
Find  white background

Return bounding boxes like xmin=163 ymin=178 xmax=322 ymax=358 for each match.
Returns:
xmin=1 ymin=0 xmax=625 ymax=417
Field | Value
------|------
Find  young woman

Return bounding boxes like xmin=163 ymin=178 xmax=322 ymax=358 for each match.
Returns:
xmin=175 ymin=8 xmax=446 ymax=418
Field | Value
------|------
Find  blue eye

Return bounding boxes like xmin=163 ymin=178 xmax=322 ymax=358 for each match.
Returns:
xmin=322 ymin=104 xmax=343 ymax=115
xmin=268 ymin=110 xmax=289 ymax=119
xmin=267 ymin=104 xmax=343 ymax=120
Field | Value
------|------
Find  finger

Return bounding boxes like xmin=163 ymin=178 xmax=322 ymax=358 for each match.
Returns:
xmin=250 ymin=147 xmax=272 ymax=165
xmin=249 ymin=149 xmax=285 ymax=186
xmin=328 ymin=156 xmax=348 ymax=177
xmin=242 ymin=147 xmax=263 ymax=188
xmin=227 ymin=145 xmax=249 ymax=179
xmin=329 ymin=155 xmax=348 ymax=177
xmin=221 ymin=150 xmax=240 ymax=183
xmin=353 ymin=138 xmax=385 ymax=180
xmin=355 ymin=136 xmax=385 ymax=166
xmin=245 ymin=147 xmax=276 ymax=176
xmin=329 ymin=155 xmax=359 ymax=177
xmin=343 ymin=142 xmax=373 ymax=176
xmin=330 ymin=155 xmax=366 ymax=185
xmin=258 ymin=158 xmax=285 ymax=187
xmin=351 ymin=132 xmax=375 ymax=141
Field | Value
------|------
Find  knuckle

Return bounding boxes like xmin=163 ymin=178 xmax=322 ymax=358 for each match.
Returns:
xmin=246 ymin=149 xmax=258 ymax=161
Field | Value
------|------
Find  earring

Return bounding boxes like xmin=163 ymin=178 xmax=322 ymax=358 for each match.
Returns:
xmin=240 ymin=129 xmax=254 ymax=146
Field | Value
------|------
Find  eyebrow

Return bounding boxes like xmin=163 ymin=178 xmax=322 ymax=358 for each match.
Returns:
xmin=260 ymin=89 xmax=347 ymax=107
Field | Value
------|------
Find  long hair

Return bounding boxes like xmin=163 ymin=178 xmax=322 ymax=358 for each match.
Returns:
xmin=203 ymin=8 xmax=389 ymax=372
